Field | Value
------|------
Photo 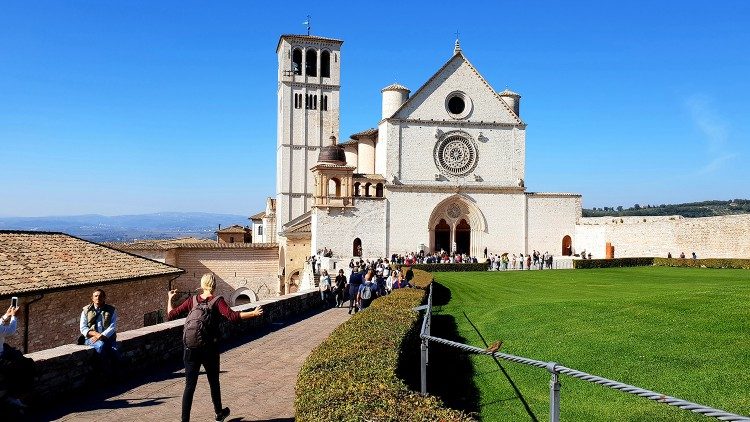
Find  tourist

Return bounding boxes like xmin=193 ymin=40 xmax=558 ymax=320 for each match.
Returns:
xmin=692 ymin=252 xmax=697 ymax=259
xmin=357 ymin=270 xmax=378 ymax=311
xmin=519 ymin=253 xmax=524 ymax=270
xmin=511 ymin=254 xmax=517 ymax=270
xmin=319 ymin=270 xmax=332 ymax=307
xmin=668 ymin=252 xmax=672 ymax=259
xmin=167 ymin=274 xmax=264 ymax=422
xmin=79 ymin=288 xmax=118 ymax=356
xmin=525 ymin=254 xmax=531 ymax=270
xmin=333 ymin=269 xmax=346 ymax=307
xmin=680 ymin=252 xmax=685 ymax=259
xmin=347 ymin=266 xmax=364 ymax=314
xmin=0 ymin=304 xmax=34 ymax=414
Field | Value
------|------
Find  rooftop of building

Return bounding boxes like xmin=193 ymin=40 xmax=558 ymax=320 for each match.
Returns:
xmin=0 ymin=230 xmax=184 ymax=296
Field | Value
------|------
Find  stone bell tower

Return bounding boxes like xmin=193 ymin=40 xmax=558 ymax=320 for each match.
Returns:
xmin=275 ymin=34 xmax=344 ymax=229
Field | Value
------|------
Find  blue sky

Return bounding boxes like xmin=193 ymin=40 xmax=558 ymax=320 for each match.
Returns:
xmin=1 ymin=1 xmax=748 ymax=217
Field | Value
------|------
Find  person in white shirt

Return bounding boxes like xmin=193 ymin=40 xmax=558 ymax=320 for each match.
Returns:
xmin=0 ymin=305 xmax=18 ymax=358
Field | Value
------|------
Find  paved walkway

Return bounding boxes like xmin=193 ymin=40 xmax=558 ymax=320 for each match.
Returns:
xmin=39 ymin=306 xmax=351 ymax=422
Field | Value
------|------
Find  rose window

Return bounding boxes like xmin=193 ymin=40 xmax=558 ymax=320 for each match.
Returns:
xmin=434 ymin=135 xmax=478 ymax=177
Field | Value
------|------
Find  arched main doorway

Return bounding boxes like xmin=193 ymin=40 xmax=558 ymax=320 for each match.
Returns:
xmin=427 ymin=195 xmax=487 ymax=257
xmin=434 ymin=219 xmax=450 ymax=253
xmin=455 ymin=219 xmax=470 ymax=254
xmin=562 ymin=235 xmax=572 ymax=256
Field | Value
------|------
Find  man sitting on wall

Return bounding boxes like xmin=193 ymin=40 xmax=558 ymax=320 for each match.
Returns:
xmin=79 ymin=288 xmax=117 ymax=356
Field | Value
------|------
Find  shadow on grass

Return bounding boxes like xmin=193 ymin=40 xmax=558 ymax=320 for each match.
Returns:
xmin=397 ymin=282 xmax=479 ymax=416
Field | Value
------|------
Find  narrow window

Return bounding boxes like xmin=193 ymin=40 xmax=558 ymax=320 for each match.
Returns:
xmin=292 ymin=48 xmax=302 ymax=75
xmin=313 ymin=95 xmax=317 ymax=110
xmin=305 ymin=95 xmax=309 ymax=109
xmin=258 ymin=226 xmax=264 ymax=236
xmin=294 ymin=94 xmax=298 ymax=109
xmin=321 ymin=50 xmax=331 ymax=78
xmin=323 ymin=95 xmax=328 ymax=111
xmin=305 ymin=49 xmax=317 ymax=76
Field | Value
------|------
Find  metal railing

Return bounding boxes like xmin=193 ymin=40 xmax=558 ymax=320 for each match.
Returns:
xmin=417 ymin=284 xmax=750 ymax=422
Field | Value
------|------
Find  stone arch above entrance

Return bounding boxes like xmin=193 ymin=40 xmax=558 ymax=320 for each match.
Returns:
xmin=427 ymin=195 xmax=487 ymax=256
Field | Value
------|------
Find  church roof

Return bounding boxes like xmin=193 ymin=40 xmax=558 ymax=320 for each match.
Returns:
xmin=276 ymin=34 xmax=343 ymax=52
xmin=249 ymin=211 xmax=266 ymax=220
xmin=281 ymin=211 xmax=312 ymax=237
xmin=381 ymin=83 xmax=410 ymax=92
xmin=388 ymin=51 xmax=525 ymax=125
xmin=350 ymin=128 xmax=378 ymax=140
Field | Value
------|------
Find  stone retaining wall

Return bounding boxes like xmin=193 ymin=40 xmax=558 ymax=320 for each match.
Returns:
xmin=26 ymin=290 xmax=321 ymax=400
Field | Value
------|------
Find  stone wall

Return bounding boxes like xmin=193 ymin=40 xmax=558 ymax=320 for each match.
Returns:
xmin=312 ymin=198 xmax=387 ymax=259
xmin=172 ymin=247 xmax=280 ymax=301
xmin=526 ymin=193 xmax=582 ymax=256
xmin=575 ymin=214 xmax=750 ymax=259
xmin=7 ymin=274 xmax=174 ymax=353
xmin=26 ymin=290 xmax=322 ymax=401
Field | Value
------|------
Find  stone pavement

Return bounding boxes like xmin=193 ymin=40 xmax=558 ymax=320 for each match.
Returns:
xmin=38 ymin=305 xmax=351 ymax=422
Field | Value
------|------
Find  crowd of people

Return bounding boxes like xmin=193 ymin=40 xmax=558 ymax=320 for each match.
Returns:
xmin=487 ymin=250 xmax=554 ymax=270
xmin=319 ymin=259 xmax=414 ymax=313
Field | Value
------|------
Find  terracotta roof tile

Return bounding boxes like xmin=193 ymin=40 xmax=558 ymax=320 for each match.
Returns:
xmin=249 ymin=211 xmax=266 ymax=220
xmin=0 ymin=231 xmax=183 ymax=296
xmin=215 ymin=225 xmax=248 ymax=234
xmin=350 ymin=128 xmax=378 ymax=140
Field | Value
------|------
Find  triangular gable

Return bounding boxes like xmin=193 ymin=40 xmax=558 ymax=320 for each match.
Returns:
xmin=390 ymin=52 xmax=524 ymax=125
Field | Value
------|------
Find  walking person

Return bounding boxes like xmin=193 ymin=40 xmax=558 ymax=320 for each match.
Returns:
xmin=167 ymin=274 xmax=264 ymax=422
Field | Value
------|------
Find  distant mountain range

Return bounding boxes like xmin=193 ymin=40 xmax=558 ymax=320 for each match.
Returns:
xmin=0 ymin=212 xmax=250 ymax=243
xmin=583 ymin=199 xmax=750 ymax=218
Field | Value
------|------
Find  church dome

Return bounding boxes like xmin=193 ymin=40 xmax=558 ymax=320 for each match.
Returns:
xmin=318 ymin=136 xmax=347 ymax=165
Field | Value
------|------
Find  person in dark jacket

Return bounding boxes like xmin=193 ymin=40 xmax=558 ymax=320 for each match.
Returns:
xmin=168 ymin=274 xmax=263 ymax=422
xmin=347 ymin=267 xmax=364 ymax=314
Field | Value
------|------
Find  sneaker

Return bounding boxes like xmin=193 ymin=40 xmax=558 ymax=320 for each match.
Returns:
xmin=215 ymin=407 xmax=230 ymax=421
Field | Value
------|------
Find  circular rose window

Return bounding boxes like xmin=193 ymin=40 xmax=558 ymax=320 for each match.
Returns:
xmin=434 ymin=134 xmax=478 ymax=177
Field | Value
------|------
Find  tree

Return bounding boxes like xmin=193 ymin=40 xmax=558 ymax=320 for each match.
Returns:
xmin=617 ymin=206 xmax=623 ymax=212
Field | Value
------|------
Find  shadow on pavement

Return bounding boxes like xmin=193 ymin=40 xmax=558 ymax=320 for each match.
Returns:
xmin=33 ymin=306 xmax=331 ymax=421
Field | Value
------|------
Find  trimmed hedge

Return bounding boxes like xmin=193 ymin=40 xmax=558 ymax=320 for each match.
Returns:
xmin=411 ymin=262 xmax=488 ymax=272
xmin=654 ymin=257 xmax=750 ymax=269
xmin=572 ymin=257 xmax=750 ymax=269
xmin=573 ymin=258 xmax=655 ymax=269
xmin=295 ymin=269 xmax=474 ymax=422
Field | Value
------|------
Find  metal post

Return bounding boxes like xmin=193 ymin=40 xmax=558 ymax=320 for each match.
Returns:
xmin=420 ymin=338 xmax=428 ymax=394
xmin=547 ymin=362 xmax=560 ymax=422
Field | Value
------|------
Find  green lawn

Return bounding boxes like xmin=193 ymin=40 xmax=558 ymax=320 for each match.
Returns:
xmin=431 ymin=267 xmax=750 ymax=421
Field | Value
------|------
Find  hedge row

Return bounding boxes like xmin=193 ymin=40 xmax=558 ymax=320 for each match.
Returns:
xmin=295 ymin=269 xmax=473 ymax=422
xmin=653 ymin=257 xmax=750 ymax=269
xmin=572 ymin=258 xmax=655 ymax=269
xmin=572 ymin=257 xmax=750 ymax=270
xmin=411 ymin=262 xmax=488 ymax=272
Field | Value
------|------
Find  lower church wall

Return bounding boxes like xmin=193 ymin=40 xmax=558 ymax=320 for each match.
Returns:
xmin=312 ymin=199 xmax=388 ymax=259
xmin=526 ymin=195 xmax=582 ymax=256
xmin=575 ymin=214 xmax=750 ymax=259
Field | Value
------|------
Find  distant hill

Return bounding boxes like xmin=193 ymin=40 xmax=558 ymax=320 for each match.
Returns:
xmin=0 ymin=212 xmax=250 ymax=243
xmin=583 ymin=199 xmax=750 ymax=218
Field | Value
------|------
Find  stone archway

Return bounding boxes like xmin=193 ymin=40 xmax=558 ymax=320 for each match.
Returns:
xmin=289 ymin=271 xmax=300 ymax=293
xmin=427 ymin=195 xmax=487 ymax=256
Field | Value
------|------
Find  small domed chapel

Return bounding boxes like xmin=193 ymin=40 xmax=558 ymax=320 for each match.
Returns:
xmin=264 ymin=34 xmax=581 ymax=289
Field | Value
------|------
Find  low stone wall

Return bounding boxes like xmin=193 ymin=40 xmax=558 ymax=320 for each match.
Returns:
xmin=27 ymin=290 xmax=321 ymax=400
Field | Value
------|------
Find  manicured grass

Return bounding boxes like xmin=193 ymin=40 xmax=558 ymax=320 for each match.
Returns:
xmin=432 ymin=267 xmax=750 ymax=421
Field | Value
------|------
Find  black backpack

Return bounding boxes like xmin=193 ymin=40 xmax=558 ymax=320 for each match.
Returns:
xmin=183 ymin=296 xmax=220 ymax=348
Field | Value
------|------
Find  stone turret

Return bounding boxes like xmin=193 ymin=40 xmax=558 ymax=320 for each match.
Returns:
xmin=499 ymin=88 xmax=521 ymax=117
xmin=381 ymin=83 xmax=410 ymax=120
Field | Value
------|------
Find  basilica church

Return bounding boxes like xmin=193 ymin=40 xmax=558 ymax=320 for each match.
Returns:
xmin=260 ymin=34 xmax=582 ymax=289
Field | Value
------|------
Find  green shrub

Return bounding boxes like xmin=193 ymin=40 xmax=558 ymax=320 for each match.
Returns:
xmin=295 ymin=269 xmax=473 ymax=422
xmin=573 ymin=257 xmax=655 ymax=269
xmin=412 ymin=263 xmax=488 ymax=272
xmin=654 ymin=257 xmax=750 ymax=269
